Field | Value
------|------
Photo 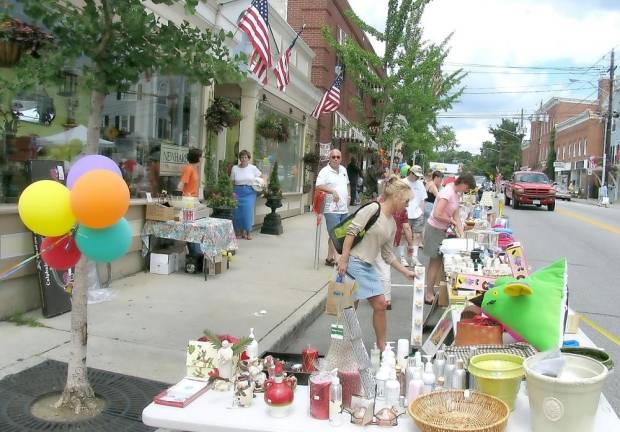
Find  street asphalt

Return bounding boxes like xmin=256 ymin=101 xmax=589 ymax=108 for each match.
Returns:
xmin=288 ymin=199 xmax=620 ymax=415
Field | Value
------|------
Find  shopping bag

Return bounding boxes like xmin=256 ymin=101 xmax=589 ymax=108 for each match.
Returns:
xmin=325 ymin=273 xmax=357 ymax=316
xmin=328 ymin=201 xmax=380 ymax=254
xmin=455 ymin=315 xmax=503 ymax=346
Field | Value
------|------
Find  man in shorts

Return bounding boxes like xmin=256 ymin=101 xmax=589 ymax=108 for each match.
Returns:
xmin=315 ymin=149 xmax=350 ymax=266
xmin=406 ymin=165 xmax=427 ymax=266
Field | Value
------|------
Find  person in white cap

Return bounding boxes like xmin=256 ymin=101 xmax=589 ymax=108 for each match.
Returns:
xmin=406 ymin=165 xmax=427 ymax=266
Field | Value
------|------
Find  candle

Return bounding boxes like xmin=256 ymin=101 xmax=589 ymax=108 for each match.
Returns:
xmin=309 ymin=373 xmax=331 ymax=419
xmin=338 ymin=370 xmax=361 ymax=409
xmin=302 ymin=346 xmax=318 ymax=373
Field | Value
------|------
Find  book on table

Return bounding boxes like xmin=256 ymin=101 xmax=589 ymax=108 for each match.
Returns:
xmin=153 ymin=378 xmax=210 ymax=408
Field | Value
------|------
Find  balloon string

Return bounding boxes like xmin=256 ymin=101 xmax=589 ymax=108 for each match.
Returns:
xmin=0 ymin=234 xmax=72 ymax=281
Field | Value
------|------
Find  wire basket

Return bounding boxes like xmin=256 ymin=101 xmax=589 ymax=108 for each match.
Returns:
xmin=408 ymin=390 xmax=509 ymax=432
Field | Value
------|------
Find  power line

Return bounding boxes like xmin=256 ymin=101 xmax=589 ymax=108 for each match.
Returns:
xmin=445 ymin=69 xmax=606 ymax=75
xmin=462 ymin=86 xmax=593 ymax=95
xmin=446 ymin=62 xmax=608 ymax=71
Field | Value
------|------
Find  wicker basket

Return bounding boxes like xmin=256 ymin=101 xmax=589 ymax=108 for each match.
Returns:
xmin=408 ymin=390 xmax=509 ymax=432
xmin=145 ymin=203 xmax=177 ymax=221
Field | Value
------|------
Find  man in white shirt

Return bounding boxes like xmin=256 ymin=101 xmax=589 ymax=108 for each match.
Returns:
xmin=406 ymin=165 xmax=427 ymax=266
xmin=315 ymin=149 xmax=350 ymax=266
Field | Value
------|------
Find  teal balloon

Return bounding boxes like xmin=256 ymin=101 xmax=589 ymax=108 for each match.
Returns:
xmin=75 ymin=218 xmax=132 ymax=262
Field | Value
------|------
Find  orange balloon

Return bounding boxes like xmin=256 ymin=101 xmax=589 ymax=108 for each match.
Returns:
xmin=70 ymin=169 xmax=130 ymax=228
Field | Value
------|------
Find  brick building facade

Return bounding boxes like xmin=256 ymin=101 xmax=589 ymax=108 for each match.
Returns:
xmin=287 ymin=0 xmax=380 ymax=165
xmin=523 ymin=98 xmax=599 ymax=171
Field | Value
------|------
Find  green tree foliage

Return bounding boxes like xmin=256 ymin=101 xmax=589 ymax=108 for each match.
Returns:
xmin=266 ymin=161 xmax=282 ymax=199
xmin=209 ymin=160 xmax=237 ymax=208
xmin=545 ymin=128 xmax=557 ymax=180
xmin=322 ymin=0 xmax=465 ymax=158
xmin=484 ymin=119 xmax=523 ymax=179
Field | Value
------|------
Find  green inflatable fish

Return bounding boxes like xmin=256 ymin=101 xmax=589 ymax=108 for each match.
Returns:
xmin=480 ymin=258 xmax=568 ymax=352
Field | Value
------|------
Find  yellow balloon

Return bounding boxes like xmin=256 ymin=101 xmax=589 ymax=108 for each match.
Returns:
xmin=18 ymin=180 xmax=76 ymax=236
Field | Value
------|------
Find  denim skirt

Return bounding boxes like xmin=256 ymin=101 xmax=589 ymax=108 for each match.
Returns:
xmin=347 ymin=256 xmax=384 ymax=300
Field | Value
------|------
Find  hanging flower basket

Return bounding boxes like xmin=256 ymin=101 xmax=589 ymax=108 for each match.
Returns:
xmin=0 ymin=18 xmax=53 ymax=67
xmin=0 ymin=40 xmax=21 ymax=67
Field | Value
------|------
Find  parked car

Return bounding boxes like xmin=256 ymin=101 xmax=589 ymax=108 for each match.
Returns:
xmin=553 ymin=183 xmax=571 ymax=201
xmin=504 ymin=171 xmax=556 ymax=211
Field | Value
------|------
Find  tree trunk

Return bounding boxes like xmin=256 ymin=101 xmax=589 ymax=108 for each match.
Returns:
xmin=55 ymin=88 xmax=106 ymax=413
xmin=55 ymin=256 xmax=96 ymax=413
xmin=85 ymin=88 xmax=105 ymax=154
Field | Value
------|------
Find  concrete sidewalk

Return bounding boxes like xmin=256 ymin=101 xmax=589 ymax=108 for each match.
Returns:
xmin=0 ymin=213 xmax=332 ymax=385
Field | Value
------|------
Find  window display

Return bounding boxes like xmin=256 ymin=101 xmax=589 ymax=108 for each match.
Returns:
xmin=254 ymin=106 xmax=302 ymax=193
xmin=0 ymin=70 xmax=202 ymax=202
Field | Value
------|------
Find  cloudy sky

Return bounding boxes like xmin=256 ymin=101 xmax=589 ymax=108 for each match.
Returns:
xmin=348 ymin=0 xmax=620 ymax=153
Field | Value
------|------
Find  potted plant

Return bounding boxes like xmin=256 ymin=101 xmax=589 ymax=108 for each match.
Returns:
xmin=208 ymin=161 xmax=237 ymax=220
xmin=260 ymin=161 xmax=283 ymax=235
xmin=302 ymin=151 xmax=319 ymax=168
xmin=0 ymin=16 xmax=52 ymax=67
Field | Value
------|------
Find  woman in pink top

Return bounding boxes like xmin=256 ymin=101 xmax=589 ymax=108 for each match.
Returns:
xmin=423 ymin=173 xmax=476 ymax=304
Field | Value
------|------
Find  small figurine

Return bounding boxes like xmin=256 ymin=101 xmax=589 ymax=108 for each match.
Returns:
xmin=218 ymin=340 xmax=234 ymax=380
xmin=234 ymin=377 xmax=255 ymax=408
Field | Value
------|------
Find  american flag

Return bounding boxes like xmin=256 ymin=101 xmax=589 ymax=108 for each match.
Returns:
xmin=238 ymin=0 xmax=271 ymax=84
xmin=312 ymin=75 xmax=343 ymax=119
xmin=273 ymin=30 xmax=302 ymax=91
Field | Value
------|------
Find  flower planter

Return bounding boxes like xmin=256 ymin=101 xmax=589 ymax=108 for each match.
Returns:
xmin=211 ymin=207 xmax=235 ymax=220
xmin=260 ymin=196 xmax=283 ymax=235
xmin=0 ymin=40 xmax=22 ymax=67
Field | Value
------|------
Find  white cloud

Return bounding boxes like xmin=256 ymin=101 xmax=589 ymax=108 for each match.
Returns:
xmin=349 ymin=0 xmax=620 ymax=152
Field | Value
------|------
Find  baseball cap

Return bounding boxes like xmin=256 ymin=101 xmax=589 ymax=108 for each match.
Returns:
xmin=410 ymin=165 xmax=424 ymax=177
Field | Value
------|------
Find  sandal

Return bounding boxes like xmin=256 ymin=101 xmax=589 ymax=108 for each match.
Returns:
xmin=424 ymin=297 xmax=435 ymax=305
xmin=325 ymin=258 xmax=336 ymax=266
xmin=386 ymin=302 xmax=392 ymax=311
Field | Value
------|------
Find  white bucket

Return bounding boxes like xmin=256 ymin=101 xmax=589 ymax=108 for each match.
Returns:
xmin=524 ymin=353 xmax=608 ymax=432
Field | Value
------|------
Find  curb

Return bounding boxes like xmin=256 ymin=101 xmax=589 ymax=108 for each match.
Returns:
xmin=258 ymin=282 xmax=329 ymax=354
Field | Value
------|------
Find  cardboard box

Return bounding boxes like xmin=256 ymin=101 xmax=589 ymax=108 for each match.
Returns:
xmin=205 ymin=253 xmax=229 ymax=275
xmin=150 ymin=252 xmax=178 ymax=275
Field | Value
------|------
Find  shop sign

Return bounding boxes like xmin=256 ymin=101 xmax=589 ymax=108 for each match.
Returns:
xmin=319 ymin=142 xmax=331 ymax=161
xmin=553 ymin=162 xmax=571 ymax=172
xmin=160 ymin=144 xmax=188 ymax=176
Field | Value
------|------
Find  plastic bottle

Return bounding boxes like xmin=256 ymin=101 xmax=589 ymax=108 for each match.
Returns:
xmin=329 ymin=369 xmax=343 ymax=426
xmin=385 ymin=370 xmax=401 ymax=408
xmin=433 ymin=350 xmax=446 ymax=380
xmin=434 ymin=376 xmax=445 ymax=391
xmin=375 ymin=363 xmax=390 ymax=401
xmin=444 ymin=355 xmax=456 ymax=389
xmin=370 ymin=342 xmax=381 ymax=373
xmin=405 ymin=357 xmax=417 ymax=389
xmin=246 ymin=328 xmax=258 ymax=359
xmin=382 ymin=342 xmax=396 ymax=368
xmin=422 ymin=362 xmax=436 ymax=394
xmin=413 ymin=351 xmax=423 ymax=368
xmin=406 ymin=368 xmax=424 ymax=404
xmin=452 ymin=359 xmax=467 ymax=390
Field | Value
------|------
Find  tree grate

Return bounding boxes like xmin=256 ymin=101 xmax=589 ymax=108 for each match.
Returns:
xmin=0 ymin=360 xmax=168 ymax=431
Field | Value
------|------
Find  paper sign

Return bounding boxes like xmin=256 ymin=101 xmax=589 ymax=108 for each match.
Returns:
xmin=330 ymin=324 xmax=344 ymax=340
xmin=454 ymin=273 xmax=497 ymax=291
xmin=160 ymin=144 xmax=188 ymax=176
xmin=506 ymin=243 xmax=529 ymax=279
xmin=319 ymin=142 xmax=331 ymax=161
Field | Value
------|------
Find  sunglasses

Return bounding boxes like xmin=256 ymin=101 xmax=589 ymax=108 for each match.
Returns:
xmin=330 ymin=155 xmax=341 ymax=159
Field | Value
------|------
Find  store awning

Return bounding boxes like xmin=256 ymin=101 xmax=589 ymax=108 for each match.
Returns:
xmin=37 ymin=125 xmax=114 ymax=147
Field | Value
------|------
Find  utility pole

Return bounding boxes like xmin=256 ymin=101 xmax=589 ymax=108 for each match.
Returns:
xmin=603 ymin=49 xmax=615 ymax=188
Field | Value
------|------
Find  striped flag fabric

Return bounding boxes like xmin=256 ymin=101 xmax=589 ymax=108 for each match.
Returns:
xmin=312 ymin=75 xmax=343 ymax=119
xmin=273 ymin=31 xmax=302 ymax=91
xmin=238 ymin=0 xmax=271 ymax=84
xmin=250 ymin=50 xmax=268 ymax=85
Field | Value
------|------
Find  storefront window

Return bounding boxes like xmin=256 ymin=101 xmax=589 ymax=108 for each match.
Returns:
xmin=0 ymin=69 xmax=202 ymax=202
xmin=254 ymin=106 xmax=302 ymax=193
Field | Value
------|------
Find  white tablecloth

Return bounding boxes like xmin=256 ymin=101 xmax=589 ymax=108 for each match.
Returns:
xmin=143 ymin=330 xmax=619 ymax=432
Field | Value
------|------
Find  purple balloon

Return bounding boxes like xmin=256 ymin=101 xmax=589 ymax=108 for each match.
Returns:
xmin=67 ymin=155 xmax=122 ymax=189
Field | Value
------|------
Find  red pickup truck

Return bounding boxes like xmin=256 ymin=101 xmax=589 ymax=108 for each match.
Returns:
xmin=504 ymin=171 xmax=556 ymax=211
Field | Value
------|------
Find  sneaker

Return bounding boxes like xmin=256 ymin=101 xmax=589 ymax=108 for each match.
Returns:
xmin=400 ymin=257 xmax=409 ymax=267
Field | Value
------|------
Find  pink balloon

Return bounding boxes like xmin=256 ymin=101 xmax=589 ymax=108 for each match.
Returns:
xmin=67 ymin=155 xmax=121 ymax=189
